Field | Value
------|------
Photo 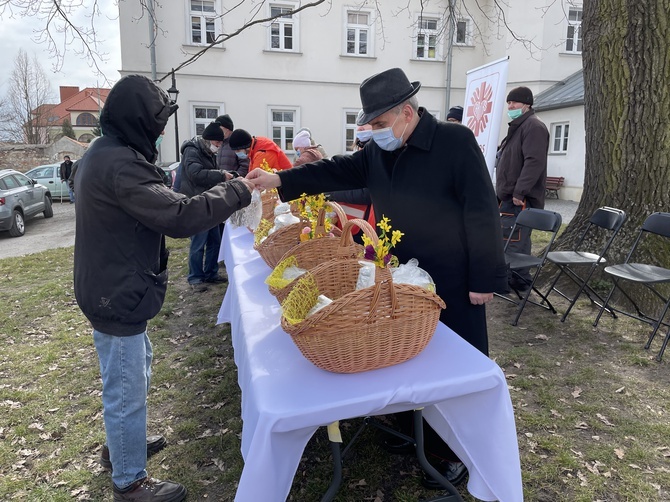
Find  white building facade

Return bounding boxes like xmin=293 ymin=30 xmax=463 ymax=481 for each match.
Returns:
xmin=119 ymin=0 xmax=584 ymax=197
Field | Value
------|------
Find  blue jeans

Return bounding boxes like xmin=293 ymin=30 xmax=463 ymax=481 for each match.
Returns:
xmin=68 ymin=186 xmax=75 ymax=203
xmin=188 ymin=226 xmax=221 ymax=284
xmin=94 ymin=329 xmax=152 ymax=489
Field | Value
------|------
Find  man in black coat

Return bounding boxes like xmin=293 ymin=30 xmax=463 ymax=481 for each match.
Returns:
xmin=59 ymin=155 xmax=75 ymax=203
xmin=74 ymin=75 xmax=253 ymax=501
xmin=248 ymin=67 xmax=508 ymax=489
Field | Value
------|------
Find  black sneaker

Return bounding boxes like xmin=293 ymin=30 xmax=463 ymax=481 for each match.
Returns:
xmin=101 ymin=435 xmax=168 ymax=471
xmin=113 ymin=476 xmax=186 ymax=502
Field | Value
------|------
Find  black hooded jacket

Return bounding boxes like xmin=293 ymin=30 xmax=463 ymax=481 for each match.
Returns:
xmin=74 ymin=75 xmax=251 ymax=336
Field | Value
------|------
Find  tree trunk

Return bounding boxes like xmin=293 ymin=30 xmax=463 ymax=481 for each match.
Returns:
xmin=547 ymin=0 xmax=670 ymax=311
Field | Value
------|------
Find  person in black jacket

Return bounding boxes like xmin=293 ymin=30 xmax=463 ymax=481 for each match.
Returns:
xmin=177 ymin=121 xmax=238 ymax=290
xmin=74 ymin=75 xmax=253 ymax=502
xmin=59 ymin=155 xmax=75 ymax=202
xmin=248 ymin=67 xmax=507 ymax=490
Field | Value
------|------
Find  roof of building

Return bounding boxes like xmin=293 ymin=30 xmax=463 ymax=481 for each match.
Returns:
xmin=38 ymin=87 xmax=110 ymax=127
xmin=533 ymin=70 xmax=584 ymax=111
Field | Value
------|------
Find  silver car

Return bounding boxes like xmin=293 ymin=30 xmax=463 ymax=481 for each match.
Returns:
xmin=25 ymin=163 xmax=71 ymax=200
xmin=0 ymin=169 xmax=54 ymax=237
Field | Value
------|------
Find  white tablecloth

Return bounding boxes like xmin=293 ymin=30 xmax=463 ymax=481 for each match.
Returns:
xmin=217 ymin=225 xmax=523 ymax=502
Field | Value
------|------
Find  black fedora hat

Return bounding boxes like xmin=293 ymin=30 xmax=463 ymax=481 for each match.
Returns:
xmin=357 ymin=68 xmax=421 ymax=125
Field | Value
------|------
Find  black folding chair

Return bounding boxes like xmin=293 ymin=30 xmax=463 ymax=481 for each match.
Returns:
xmin=593 ymin=212 xmax=670 ymax=361
xmin=544 ymin=206 xmax=627 ymax=322
xmin=495 ymin=208 xmax=563 ymax=326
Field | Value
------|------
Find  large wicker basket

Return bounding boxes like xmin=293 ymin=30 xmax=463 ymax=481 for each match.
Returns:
xmin=266 ymin=203 xmax=362 ymax=302
xmin=280 ymin=219 xmax=446 ymax=373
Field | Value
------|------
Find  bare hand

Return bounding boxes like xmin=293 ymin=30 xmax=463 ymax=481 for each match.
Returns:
xmin=237 ymin=177 xmax=256 ymax=194
xmin=512 ymin=197 xmax=524 ymax=206
xmin=246 ymin=170 xmax=281 ymax=190
xmin=469 ymin=292 xmax=493 ymax=305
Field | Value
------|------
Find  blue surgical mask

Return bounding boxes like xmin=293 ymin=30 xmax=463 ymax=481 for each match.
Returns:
xmin=371 ymin=113 xmax=408 ymax=152
xmin=507 ymin=109 xmax=524 ymax=120
xmin=356 ymin=129 xmax=373 ymax=142
xmin=295 ymin=149 xmax=300 ymax=158
xmin=155 ymin=135 xmax=163 ymax=148
xmin=236 ymin=151 xmax=248 ymax=160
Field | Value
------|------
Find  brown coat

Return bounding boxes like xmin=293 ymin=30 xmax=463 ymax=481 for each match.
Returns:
xmin=495 ymin=109 xmax=549 ymax=209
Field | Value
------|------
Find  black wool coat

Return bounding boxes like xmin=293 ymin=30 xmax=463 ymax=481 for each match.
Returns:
xmin=278 ymin=109 xmax=507 ymax=355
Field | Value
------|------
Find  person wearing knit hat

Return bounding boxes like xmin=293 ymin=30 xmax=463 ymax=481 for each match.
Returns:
xmin=215 ymin=114 xmax=234 ymax=132
xmin=178 ymin=121 xmax=241 ymax=290
xmin=201 ymin=121 xmax=224 ymax=142
xmin=446 ymin=105 xmax=463 ymax=123
xmin=496 ymin=85 xmax=549 ymax=292
xmin=292 ymin=129 xmax=324 ymax=167
xmin=229 ymin=129 xmax=292 ymax=172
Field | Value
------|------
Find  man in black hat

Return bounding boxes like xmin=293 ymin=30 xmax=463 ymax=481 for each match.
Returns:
xmin=247 ymin=67 xmax=507 ymax=489
xmin=496 ymin=86 xmax=549 ymax=291
xmin=446 ymin=105 xmax=463 ymax=123
xmin=178 ymin=121 xmax=241 ymax=291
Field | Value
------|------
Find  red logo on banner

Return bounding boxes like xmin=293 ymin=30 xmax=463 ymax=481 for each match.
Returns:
xmin=466 ymin=82 xmax=493 ymax=137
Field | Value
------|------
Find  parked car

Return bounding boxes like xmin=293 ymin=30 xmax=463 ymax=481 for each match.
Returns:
xmin=0 ymin=169 xmax=53 ymax=237
xmin=25 ymin=163 xmax=71 ymax=201
xmin=157 ymin=161 xmax=180 ymax=189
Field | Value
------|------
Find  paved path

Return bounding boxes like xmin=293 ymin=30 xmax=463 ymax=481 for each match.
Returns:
xmin=0 ymin=201 xmax=75 ymax=259
xmin=545 ymin=199 xmax=579 ymax=224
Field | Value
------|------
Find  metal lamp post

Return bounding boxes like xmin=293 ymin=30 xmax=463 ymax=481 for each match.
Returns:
xmin=167 ymin=69 xmax=180 ymax=161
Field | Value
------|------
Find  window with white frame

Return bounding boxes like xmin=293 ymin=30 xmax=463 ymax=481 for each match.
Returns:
xmin=454 ymin=18 xmax=471 ymax=45
xmin=345 ymin=10 xmax=373 ymax=56
xmin=270 ymin=108 xmax=297 ymax=151
xmin=344 ymin=110 xmax=358 ymax=153
xmin=565 ymin=8 xmax=582 ymax=53
xmin=414 ymin=15 xmax=441 ymax=60
xmin=550 ymin=122 xmax=570 ymax=153
xmin=189 ymin=0 xmax=220 ymax=45
xmin=269 ymin=3 xmax=298 ymax=51
xmin=193 ymin=105 xmax=220 ymax=136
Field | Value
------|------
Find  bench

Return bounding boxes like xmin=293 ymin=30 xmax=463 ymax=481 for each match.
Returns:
xmin=545 ymin=176 xmax=565 ymax=199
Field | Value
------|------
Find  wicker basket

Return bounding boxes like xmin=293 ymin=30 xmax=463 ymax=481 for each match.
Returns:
xmin=266 ymin=203 xmax=362 ymax=303
xmin=254 ymin=201 xmax=343 ymax=269
xmin=280 ymin=220 xmax=446 ymax=373
xmin=260 ymin=190 xmax=279 ymax=221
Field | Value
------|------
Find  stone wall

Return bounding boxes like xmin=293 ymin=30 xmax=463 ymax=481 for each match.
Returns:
xmin=0 ymin=137 xmax=89 ymax=173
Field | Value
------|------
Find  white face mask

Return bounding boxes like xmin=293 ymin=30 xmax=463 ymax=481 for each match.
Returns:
xmin=209 ymin=143 xmax=220 ymax=154
xmin=371 ymin=113 xmax=408 ymax=151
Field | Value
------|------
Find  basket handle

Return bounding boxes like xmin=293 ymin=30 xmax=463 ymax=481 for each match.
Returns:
xmin=339 ymin=218 xmax=378 ymax=248
xmin=327 ymin=201 xmax=347 ymax=226
xmin=366 ymin=265 xmax=397 ymax=320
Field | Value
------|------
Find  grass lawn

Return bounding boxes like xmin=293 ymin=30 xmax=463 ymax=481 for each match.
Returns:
xmin=0 ymin=236 xmax=669 ymax=501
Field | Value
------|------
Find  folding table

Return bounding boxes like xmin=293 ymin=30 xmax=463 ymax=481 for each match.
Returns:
xmin=217 ymin=225 xmax=523 ymax=502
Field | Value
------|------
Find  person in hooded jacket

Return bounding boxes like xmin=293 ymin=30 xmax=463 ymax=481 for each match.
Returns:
xmin=178 ymin=121 xmax=238 ymax=290
xmin=74 ymin=74 xmax=254 ymax=502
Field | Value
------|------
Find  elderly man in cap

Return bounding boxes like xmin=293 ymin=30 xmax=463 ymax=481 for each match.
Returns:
xmin=446 ymin=105 xmax=463 ymax=124
xmin=178 ymin=121 xmax=241 ymax=290
xmin=228 ymin=129 xmax=293 ymax=172
xmin=214 ymin=114 xmax=249 ymax=177
xmin=247 ymin=67 xmax=507 ymax=489
xmin=496 ymin=86 xmax=549 ymax=291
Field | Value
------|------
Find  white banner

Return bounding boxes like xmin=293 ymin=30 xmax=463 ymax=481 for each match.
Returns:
xmin=462 ymin=57 xmax=509 ymax=180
